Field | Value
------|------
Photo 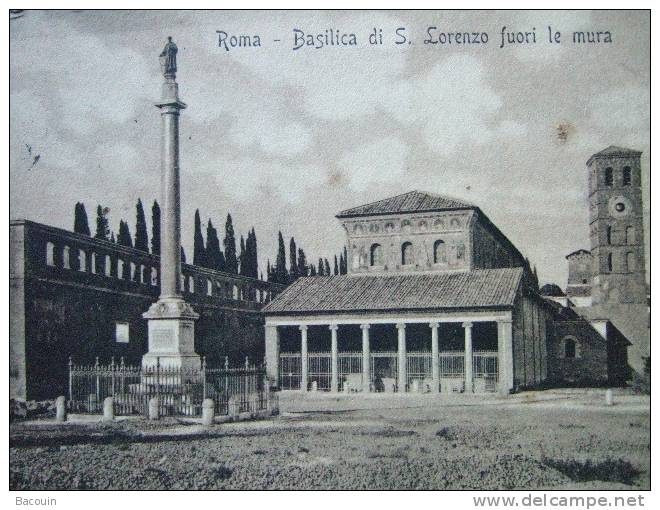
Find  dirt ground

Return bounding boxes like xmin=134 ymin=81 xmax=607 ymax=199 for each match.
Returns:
xmin=9 ymin=389 xmax=650 ymax=490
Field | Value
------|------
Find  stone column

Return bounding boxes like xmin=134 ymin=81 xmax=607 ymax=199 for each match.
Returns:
xmin=463 ymin=322 xmax=473 ymax=393
xmin=497 ymin=319 xmax=514 ymax=394
xmin=142 ymin=37 xmax=199 ymax=372
xmin=361 ymin=324 xmax=370 ymax=392
xmin=300 ymin=325 xmax=308 ymax=392
xmin=430 ymin=322 xmax=440 ymax=393
xmin=396 ymin=323 xmax=407 ymax=392
xmin=330 ymin=325 xmax=339 ymax=392
xmin=265 ymin=324 xmax=280 ymax=387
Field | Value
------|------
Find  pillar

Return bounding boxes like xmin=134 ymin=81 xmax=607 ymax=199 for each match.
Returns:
xmin=463 ymin=322 xmax=473 ymax=393
xmin=330 ymin=325 xmax=339 ymax=392
xmin=430 ymin=322 xmax=440 ymax=393
xmin=396 ymin=323 xmax=407 ymax=392
xmin=142 ymin=37 xmax=199 ymax=372
xmin=361 ymin=324 xmax=370 ymax=392
xmin=265 ymin=325 xmax=280 ymax=387
xmin=300 ymin=325 xmax=308 ymax=392
xmin=497 ymin=319 xmax=514 ymax=394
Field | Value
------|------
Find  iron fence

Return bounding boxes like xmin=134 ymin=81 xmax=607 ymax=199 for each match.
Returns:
xmin=69 ymin=357 xmax=274 ymax=417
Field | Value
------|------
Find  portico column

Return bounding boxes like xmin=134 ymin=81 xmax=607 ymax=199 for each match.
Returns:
xmin=330 ymin=325 xmax=339 ymax=392
xmin=360 ymin=324 xmax=371 ymax=392
xmin=497 ymin=319 xmax=514 ymax=394
xmin=430 ymin=322 xmax=440 ymax=393
xmin=300 ymin=325 xmax=308 ymax=392
xmin=265 ymin=324 xmax=280 ymax=388
xmin=463 ymin=322 xmax=473 ymax=393
xmin=396 ymin=323 xmax=407 ymax=392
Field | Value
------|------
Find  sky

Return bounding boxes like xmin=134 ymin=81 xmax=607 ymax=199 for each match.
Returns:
xmin=9 ymin=10 xmax=650 ymax=286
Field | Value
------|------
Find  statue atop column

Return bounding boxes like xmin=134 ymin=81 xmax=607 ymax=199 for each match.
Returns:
xmin=159 ymin=36 xmax=178 ymax=78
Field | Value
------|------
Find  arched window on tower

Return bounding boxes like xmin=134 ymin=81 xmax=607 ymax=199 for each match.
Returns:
xmin=117 ymin=259 xmax=124 ymax=279
xmin=563 ymin=337 xmax=578 ymax=359
xmin=78 ymin=249 xmax=87 ymax=272
xmin=62 ymin=246 xmax=71 ymax=269
xmin=606 ymin=226 xmax=613 ymax=245
xmin=401 ymin=242 xmax=414 ymax=266
xmin=433 ymin=240 xmax=447 ymax=264
xmin=605 ymin=167 xmax=614 ymax=186
xmin=370 ymin=243 xmax=383 ymax=266
xmin=607 ymin=253 xmax=613 ymax=272
xmin=104 ymin=255 xmax=112 ymax=277
xmin=623 ymin=166 xmax=632 ymax=186
xmin=46 ymin=242 xmax=56 ymax=266
xmin=626 ymin=226 xmax=635 ymax=244
xmin=626 ymin=252 xmax=636 ymax=272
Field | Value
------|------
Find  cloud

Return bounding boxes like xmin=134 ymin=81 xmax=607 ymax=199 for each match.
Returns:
xmin=339 ymin=137 xmax=409 ymax=191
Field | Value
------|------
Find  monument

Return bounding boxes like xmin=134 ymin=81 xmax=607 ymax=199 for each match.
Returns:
xmin=142 ymin=37 xmax=200 ymax=371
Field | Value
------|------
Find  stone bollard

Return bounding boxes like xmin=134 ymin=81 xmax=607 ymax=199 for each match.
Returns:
xmin=605 ymin=389 xmax=614 ymax=406
xmin=228 ymin=396 xmax=240 ymax=419
xmin=311 ymin=381 xmax=318 ymax=392
xmin=55 ymin=396 xmax=67 ymax=422
xmin=103 ymin=397 xmax=115 ymax=422
xmin=148 ymin=397 xmax=160 ymax=420
xmin=201 ymin=398 xmax=215 ymax=426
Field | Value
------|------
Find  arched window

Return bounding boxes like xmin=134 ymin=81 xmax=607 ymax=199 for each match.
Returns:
xmin=151 ymin=268 xmax=158 ymax=286
xmin=180 ymin=274 xmax=186 ymax=291
xmin=91 ymin=253 xmax=98 ymax=274
xmin=563 ymin=337 xmax=577 ymax=359
xmin=370 ymin=243 xmax=383 ymax=266
xmin=626 ymin=226 xmax=635 ymax=244
xmin=46 ymin=242 xmax=55 ymax=266
xmin=117 ymin=259 xmax=124 ymax=279
xmin=256 ymin=289 xmax=261 ymax=303
xmin=207 ymin=279 xmax=213 ymax=296
xmin=623 ymin=166 xmax=632 ymax=186
xmin=401 ymin=242 xmax=414 ymax=266
xmin=626 ymin=252 xmax=636 ymax=272
xmin=606 ymin=226 xmax=613 ymax=245
xmin=130 ymin=262 xmax=137 ymax=281
xmin=78 ymin=249 xmax=86 ymax=272
xmin=607 ymin=253 xmax=613 ymax=272
xmin=605 ymin=167 xmax=614 ymax=186
xmin=62 ymin=246 xmax=71 ymax=269
xmin=188 ymin=276 xmax=194 ymax=293
xmin=232 ymin=285 xmax=239 ymax=300
xmin=105 ymin=255 xmax=112 ymax=276
xmin=433 ymin=240 xmax=447 ymax=264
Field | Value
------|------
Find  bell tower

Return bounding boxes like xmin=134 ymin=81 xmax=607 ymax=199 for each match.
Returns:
xmin=587 ymin=146 xmax=646 ymax=305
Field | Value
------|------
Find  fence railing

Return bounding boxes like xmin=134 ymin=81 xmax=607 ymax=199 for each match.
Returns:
xmin=279 ymin=350 xmax=499 ymax=393
xmin=69 ymin=357 xmax=275 ymax=417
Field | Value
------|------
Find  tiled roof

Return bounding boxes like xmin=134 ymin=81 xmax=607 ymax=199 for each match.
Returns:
xmin=263 ymin=268 xmax=524 ymax=315
xmin=336 ymin=190 xmax=474 ymax=218
xmin=587 ymin=146 xmax=642 ymax=165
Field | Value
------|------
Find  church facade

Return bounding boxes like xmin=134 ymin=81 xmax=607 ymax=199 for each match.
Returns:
xmin=263 ymin=147 xmax=643 ymax=394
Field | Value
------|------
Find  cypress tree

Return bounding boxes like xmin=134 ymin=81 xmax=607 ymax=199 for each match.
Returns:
xmin=181 ymin=246 xmax=187 ymax=264
xmin=297 ymin=248 xmax=308 ymax=277
xmin=134 ymin=198 xmax=149 ymax=252
xmin=274 ymin=231 xmax=287 ymax=284
xmin=193 ymin=209 xmax=207 ymax=267
xmin=334 ymin=255 xmax=339 ymax=276
xmin=94 ymin=205 xmax=110 ymax=240
xmin=317 ymin=257 xmax=325 ymax=276
xmin=289 ymin=237 xmax=298 ymax=281
xmin=239 ymin=235 xmax=246 ymax=276
xmin=74 ymin=202 xmax=91 ymax=236
xmin=266 ymin=260 xmax=272 ymax=282
xmin=117 ymin=220 xmax=133 ymax=248
xmin=224 ymin=213 xmax=238 ymax=274
xmin=309 ymin=264 xmax=317 ymax=276
xmin=151 ymin=200 xmax=161 ymax=255
xmin=110 ymin=232 xmax=115 ymax=243
xmin=250 ymin=228 xmax=259 ymax=278
xmin=341 ymin=246 xmax=348 ymax=274
xmin=206 ymin=219 xmax=224 ymax=271
xmin=324 ymin=258 xmax=331 ymax=276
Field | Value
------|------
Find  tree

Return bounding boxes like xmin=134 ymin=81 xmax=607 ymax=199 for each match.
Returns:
xmin=246 ymin=228 xmax=258 ymax=278
xmin=181 ymin=246 xmax=187 ymax=264
xmin=309 ymin=264 xmax=317 ymax=276
xmin=193 ymin=209 xmax=207 ymax=267
xmin=340 ymin=246 xmax=348 ymax=274
xmin=224 ymin=213 xmax=238 ymax=274
xmin=94 ymin=205 xmax=110 ymax=241
xmin=239 ymin=235 xmax=246 ymax=276
xmin=334 ymin=255 xmax=339 ymax=276
xmin=324 ymin=258 xmax=331 ymax=276
xmin=206 ymin=219 xmax=225 ymax=271
xmin=274 ymin=231 xmax=288 ymax=284
xmin=266 ymin=260 xmax=273 ymax=283
xmin=317 ymin=257 xmax=325 ymax=276
xmin=151 ymin=200 xmax=161 ymax=255
xmin=134 ymin=199 xmax=149 ymax=252
xmin=297 ymin=248 xmax=308 ymax=277
xmin=289 ymin=237 xmax=298 ymax=281
xmin=74 ymin=202 xmax=91 ymax=236
xmin=117 ymin=220 xmax=133 ymax=248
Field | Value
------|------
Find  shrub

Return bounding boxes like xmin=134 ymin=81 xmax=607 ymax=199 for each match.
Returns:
xmin=543 ymin=458 xmax=641 ymax=485
xmin=631 ymin=357 xmax=650 ymax=395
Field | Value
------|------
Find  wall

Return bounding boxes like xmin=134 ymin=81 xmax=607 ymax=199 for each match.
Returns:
xmin=511 ymin=293 xmax=549 ymax=388
xmin=10 ymin=220 xmax=285 ymax=400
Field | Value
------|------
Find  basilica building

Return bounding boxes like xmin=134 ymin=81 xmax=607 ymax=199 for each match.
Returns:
xmin=263 ymin=147 xmax=644 ymax=394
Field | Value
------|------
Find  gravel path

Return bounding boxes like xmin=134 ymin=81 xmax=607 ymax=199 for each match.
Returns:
xmin=10 ymin=391 xmax=650 ymax=490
